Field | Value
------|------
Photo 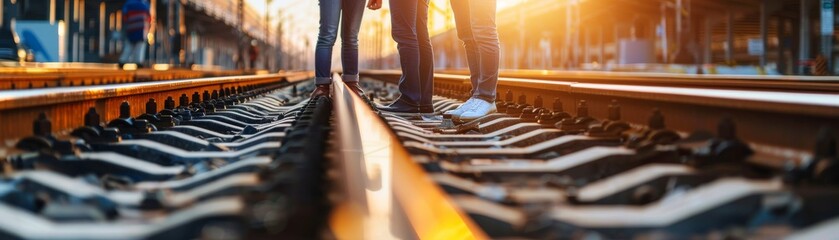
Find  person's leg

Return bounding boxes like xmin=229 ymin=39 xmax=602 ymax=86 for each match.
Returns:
xmin=388 ymin=0 xmax=421 ymax=106
xmin=314 ymin=0 xmax=342 ymax=85
xmin=119 ymin=39 xmax=134 ymax=64
xmin=416 ymin=0 xmax=434 ymax=110
xmin=134 ymin=41 xmax=147 ymax=65
xmin=340 ymin=0 xmax=365 ymax=83
xmin=450 ymin=0 xmax=480 ymax=95
xmin=458 ymin=0 xmax=499 ymax=121
xmin=469 ymin=0 xmax=500 ymax=102
xmin=444 ymin=0 xmax=481 ymax=116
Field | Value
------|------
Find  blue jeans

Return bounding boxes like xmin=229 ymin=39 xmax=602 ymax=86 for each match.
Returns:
xmin=315 ymin=0 xmax=365 ymax=84
xmin=389 ymin=0 xmax=434 ymax=107
xmin=450 ymin=0 xmax=500 ymax=102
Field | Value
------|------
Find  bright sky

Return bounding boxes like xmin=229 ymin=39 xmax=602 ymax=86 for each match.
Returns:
xmin=244 ymin=0 xmax=525 ymax=59
xmin=246 ymin=0 xmax=523 ymax=26
xmin=247 ymin=0 xmax=523 ymax=16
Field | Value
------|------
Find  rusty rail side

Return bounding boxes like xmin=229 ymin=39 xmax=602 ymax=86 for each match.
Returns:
xmin=0 ymin=69 xmax=262 ymax=90
xmin=0 ymin=71 xmax=313 ymax=141
xmin=432 ymin=69 xmax=839 ymax=93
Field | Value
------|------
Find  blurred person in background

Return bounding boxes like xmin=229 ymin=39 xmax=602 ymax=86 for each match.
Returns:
xmin=310 ymin=0 xmax=382 ymax=98
xmin=377 ymin=0 xmax=434 ymax=114
xmin=444 ymin=0 xmax=500 ymax=121
xmin=539 ymin=32 xmax=553 ymax=69
xmin=249 ymin=40 xmax=259 ymax=70
xmin=119 ymin=0 xmax=151 ymax=68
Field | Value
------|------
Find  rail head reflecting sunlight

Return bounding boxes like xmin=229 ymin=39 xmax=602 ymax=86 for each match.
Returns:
xmin=331 ymin=75 xmax=487 ymax=240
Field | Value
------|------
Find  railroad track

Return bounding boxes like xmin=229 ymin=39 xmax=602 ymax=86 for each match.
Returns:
xmin=363 ymin=70 xmax=839 ymax=152
xmin=0 ymin=71 xmax=313 ymax=141
xmin=0 ymin=70 xmax=837 ymax=239
xmin=439 ymin=69 xmax=839 ymax=93
xmin=0 ymin=73 xmax=332 ymax=239
xmin=354 ymin=71 xmax=839 ymax=239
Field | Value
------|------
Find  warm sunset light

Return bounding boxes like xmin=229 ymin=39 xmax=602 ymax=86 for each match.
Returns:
xmin=1 ymin=1 xmax=837 ymax=239
xmin=256 ymin=0 xmax=530 ymax=72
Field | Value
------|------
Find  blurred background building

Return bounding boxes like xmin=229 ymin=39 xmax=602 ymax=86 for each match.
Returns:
xmin=1 ymin=0 xmax=837 ymax=75
xmin=0 ymin=0 xmax=317 ymax=71
xmin=360 ymin=0 xmax=839 ymax=76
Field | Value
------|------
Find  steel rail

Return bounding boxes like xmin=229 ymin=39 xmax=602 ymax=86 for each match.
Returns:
xmin=0 ymin=71 xmax=313 ymax=141
xmin=0 ymin=68 xmax=251 ymax=90
xmin=329 ymin=75 xmax=487 ymax=240
xmin=436 ymin=69 xmax=839 ymax=93
xmin=360 ymin=70 xmax=839 ymax=151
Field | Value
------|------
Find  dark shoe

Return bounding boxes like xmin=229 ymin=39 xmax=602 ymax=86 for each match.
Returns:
xmin=345 ymin=82 xmax=364 ymax=96
xmin=419 ymin=105 xmax=435 ymax=114
xmin=378 ymin=99 xmax=419 ymax=113
xmin=310 ymin=84 xmax=331 ymax=98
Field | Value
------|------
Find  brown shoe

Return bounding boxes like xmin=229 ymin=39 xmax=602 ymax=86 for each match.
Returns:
xmin=346 ymin=82 xmax=364 ymax=96
xmin=310 ymin=84 xmax=331 ymax=98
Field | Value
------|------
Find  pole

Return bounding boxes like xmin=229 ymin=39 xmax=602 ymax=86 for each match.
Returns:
xmin=265 ymin=0 xmax=272 ymax=71
xmin=584 ymin=29 xmax=591 ymax=64
xmin=614 ymin=23 xmax=620 ymax=64
xmin=563 ymin=4 xmax=574 ymax=68
xmin=518 ymin=0 xmax=526 ymax=68
xmin=760 ymin=0 xmax=768 ymax=68
xmin=726 ymin=10 xmax=734 ymax=64
xmin=599 ymin=26 xmax=605 ymax=65
xmin=661 ymin=2 xmax=669 ymax=63
xmin=801 ymin=0 xmax=812 ymax=74
xmin=177 ymin=1 xmax=185 ymax=66
xmin=676 ymin=0 xmax=682 ymax=49
xmin=821 ymin=0 xmax=834 ymax=74
xmin=574 ymin=1 xmax=581 ymax=66
xmin=778 ymin=17 xmax=787 ymax=74
xmin=704 ymin=17 xmax=712 ymax=64
xmin=167 ymin=0 xmax=173 ymax=64
xmin=237 ymin=0 xmax=244 ymax=70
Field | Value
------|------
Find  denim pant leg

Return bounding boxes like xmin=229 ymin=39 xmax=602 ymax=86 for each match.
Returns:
xmin=119 ymin=39 xmax=134 ymax=63
xmin=340 ymin=0 xmax=365 ymax=82
xmin=416 ymin=0 xmax=434 ymax=106
xmin=471 ymin=0 xmax=500 ymax=101
xmin=450 ymin=0 xmax=481 ymax=96
xmin=315 ymin=0 xmax=341 ymax=85
xmin=457 ymin=0 xmax=500 ymax=102
xmin=133 ymin=42 xmax=147 ymax=64
xmin=389 ymin=0 xmax=422 ymax=106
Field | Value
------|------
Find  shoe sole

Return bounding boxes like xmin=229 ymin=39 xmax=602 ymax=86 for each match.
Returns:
xmin=379 ymin=111 xmax=424 ymax=117
xmin=455 ymin=109 xmax=498 ymax=122
xmin=443 ymin=111 xmax=464 ymax=117
xmin=443 ymin=103 xmax=471 ymax=117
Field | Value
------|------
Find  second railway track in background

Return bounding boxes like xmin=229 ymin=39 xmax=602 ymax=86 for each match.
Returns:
xmin=0 ymin=71 xmax=314 ymax=141
xmin=1 ymin=69 xmax=838 ymax=239
xmin=0 ymin=65 xmax=253 ymax=91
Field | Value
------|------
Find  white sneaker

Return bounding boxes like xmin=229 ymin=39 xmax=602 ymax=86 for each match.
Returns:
xmin=458 ymin=99 xmax=497 ymax=122
xmin=443 ymin=98 xmax=478 ymax=117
